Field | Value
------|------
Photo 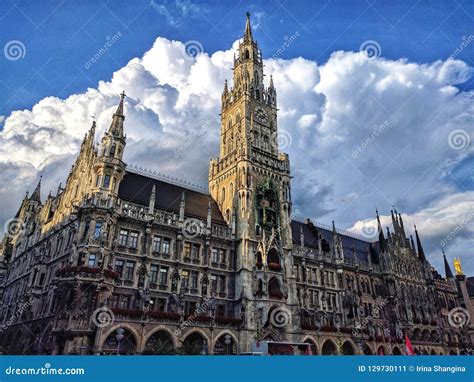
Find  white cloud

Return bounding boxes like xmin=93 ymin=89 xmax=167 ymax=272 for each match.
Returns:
xmin=0 ymin=36 xmax=473 ymax=274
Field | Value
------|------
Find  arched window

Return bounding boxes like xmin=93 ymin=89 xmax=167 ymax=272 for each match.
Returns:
xmin=221 ymin=187 xmax=226 ymax=205
xmin=229 ymin=183 xmax=234 ymax=199
xmin=245 ymin=49 xmax=249 ymax=59
xmin=109 ymin=145 xmax=116 ymax=157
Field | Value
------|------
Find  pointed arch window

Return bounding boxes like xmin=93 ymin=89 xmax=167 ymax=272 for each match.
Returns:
xmin=109 ymin=145 xmax=116 ymax=157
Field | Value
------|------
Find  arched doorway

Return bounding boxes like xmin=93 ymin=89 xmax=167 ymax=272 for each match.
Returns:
xmin=392 ymin=346 xmax=402 ymax=355
xmin=102 ymin=328 xmax=137 ymax=355
xmin=143 ymin=330 xmax=175 ymax=355
xmin=214 ymin=333 xmax=237 ymax=355
xmin=303 ymin=338 xmax=318 ymax=355
xmin=180 ymin=332 xmax=207 ymax=355
xmin=363 ymin=344 xmax=374 ymax=355
xmin=377 ymin=345 xmax=386 ymax=355
xmin=342 ymin=340 xmax=356 ymax=355
xmin=321 ymin=339 xmax=338 ymax=355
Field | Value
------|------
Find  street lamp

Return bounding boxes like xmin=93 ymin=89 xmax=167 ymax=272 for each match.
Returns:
xmin=116 ymin=328 xmax=125 ymax=356
xmin=224 ymin=334 xmax=231 ymax=355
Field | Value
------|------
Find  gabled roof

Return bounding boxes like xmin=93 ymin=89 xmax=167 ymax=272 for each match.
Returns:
xmin=118 ymin=171 xmax=226 ymax=224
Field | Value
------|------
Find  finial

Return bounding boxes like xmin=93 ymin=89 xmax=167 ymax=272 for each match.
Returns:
xmin=120 ymin=90 xmax=126 ymax=99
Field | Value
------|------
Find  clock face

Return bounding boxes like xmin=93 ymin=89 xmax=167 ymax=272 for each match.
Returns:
xmin=254 ymin=106 xmax=269 ymax=123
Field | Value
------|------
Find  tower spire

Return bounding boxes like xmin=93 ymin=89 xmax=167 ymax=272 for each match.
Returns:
xmin=30 ymin=176 xmax=42 ymax=203
xmin=376 ymin=209 xmax=386 ymax=252
xmin=443 ymin=250 xmax=454 ymax=279
xmin=414 ymin=224 xmax=426 ymax=261
xmin=244 ymin=12 xmax=253 ymax=42
xmin=107 ymin=91 xmax=126 ymax=137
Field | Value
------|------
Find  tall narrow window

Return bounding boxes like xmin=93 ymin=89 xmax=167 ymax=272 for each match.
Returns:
xmin=118 ymin=229 xmax=128 ymax=246
xmin=162 ymin=238 xmax=170 ymax=254
xmin=129 ymin=231 xmax=139 ymax=248
xmin=103 ymin=175 xmax=111 ymax=188
xmin=94 ymin=222 xmax=102 ymax=239
xmin=150 ymin=265 xmax=158 ymax=283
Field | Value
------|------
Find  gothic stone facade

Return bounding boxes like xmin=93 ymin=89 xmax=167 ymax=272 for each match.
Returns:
xmin=0 ymin=15 xmax=471 ymax=356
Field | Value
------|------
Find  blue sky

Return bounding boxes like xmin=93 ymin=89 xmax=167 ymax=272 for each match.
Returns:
xmin=0 ymin=0 xmax=473 ymax=276
xmin=1 ymin=0 xmax=474 ymax=116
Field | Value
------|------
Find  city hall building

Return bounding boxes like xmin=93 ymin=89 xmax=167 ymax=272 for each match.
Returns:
xmin=0 ymin=14 xmax=472 ymax=356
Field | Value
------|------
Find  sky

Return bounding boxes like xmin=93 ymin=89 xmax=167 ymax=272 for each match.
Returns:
xmin=0 ymin=0 xmax=473 ymax=276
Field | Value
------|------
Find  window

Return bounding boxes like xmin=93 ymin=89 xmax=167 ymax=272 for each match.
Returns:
xmin=211 ymin=248 xmax=219 ymax=263
xmin=115 ymin=260 xmax=124 ymax=277
xmin=217 ymin=305 xmax=225 ymax=317
xmin=191 ymin=244 xmax=200 ymax=259
xmin=109 ymin=145 xmax=116 ymax=157
xmin=153 ymin=236 xmax=161 ymax=252
xmin=159 ymin=267 xmax=168 ymax=284
xmin=156 ymin=298 xmax=166 ymax=312
xmin=210 ymin=275 xmax=217 ymax=292
xmin=103 ymin=175 xmax=111 ymax=188
xmin=87 ymin=254 xmax=96 ymax=267
xmin=82 ymin=220 xmax=91 ymax=239
xmin=118 ymin=229 xmax=129 ymax=246
xmin=125 ymin=261 xmax=135 ymax=280
xmin=150 ymin=265 xmax=158 ymax=283
xmin=211 ymin=248 xmax=225 ymax=264
xmin=219 ymin=275 xmax=226 ymax=292
xmin=183 ymin=242 xmax=191 ymax=257
xmin=129 ymin=231 xmax=139 ymax=248
xmin=162 ymin=238 xmax=170 ymax=254
xmin=191 ymin=271 xmax=198 ymax=289
xmin=181 ymin=270 xmax=189 ymax=288
xmin=121 ymin=295 xmax=130 ymax=309
xmin=109 ymin=294 xmax=119 ymax=307
xmin=219 ymin=249 xmax=226 ymax=264
xmin=95 ymin=175 xmax=101 ymax=187
xmin=94 ymin=222 xmax=102 ymax=239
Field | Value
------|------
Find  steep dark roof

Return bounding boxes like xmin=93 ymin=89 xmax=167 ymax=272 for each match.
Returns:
xmin=118 ymin=171 xmax=226 ymax=224
xmin=291 ymin=220 xmax=379 ymax=263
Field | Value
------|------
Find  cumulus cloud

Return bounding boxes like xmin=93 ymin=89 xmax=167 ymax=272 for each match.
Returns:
xmin=0 ymin=35 xmax=473 ymax=274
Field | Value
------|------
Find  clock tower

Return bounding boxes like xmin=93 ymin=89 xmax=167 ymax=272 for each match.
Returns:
xmin=209 ymin=13 xmax=297 ymax=347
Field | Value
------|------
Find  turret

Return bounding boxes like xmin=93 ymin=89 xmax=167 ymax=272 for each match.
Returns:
xmin=92 ymin=92 xmax=127 ymax=200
